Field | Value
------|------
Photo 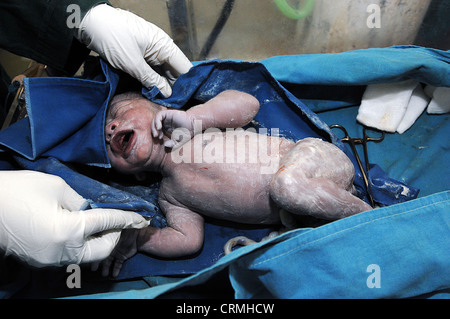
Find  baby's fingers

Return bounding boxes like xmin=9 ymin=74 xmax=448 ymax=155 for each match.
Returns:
xmin=151 ymin=115 xmax=164 ymax=139
xmin=100 ymin=256 xmax=114 ymax=277
xmin=91 ymin=261 xmax=100 ymax=272
xmin=111 ymin=259 xmax=125 ymax=278
xmin=164 ymin=138 xmax=176 ymax=148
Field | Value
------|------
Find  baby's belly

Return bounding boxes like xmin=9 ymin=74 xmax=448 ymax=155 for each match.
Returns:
xmin=185 ymin=182 xmax=281 ymax=225
xmin=164 ymin=131 xmax=295 ymax=224
xmin=165 ymin=163 xmax=282 ymax=225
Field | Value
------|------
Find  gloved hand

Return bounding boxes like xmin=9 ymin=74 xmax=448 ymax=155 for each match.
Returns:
xmin=76 ymin=4 xmax=193 ymax=97
xmin=0 ymin=170 xmax=149 ymax=268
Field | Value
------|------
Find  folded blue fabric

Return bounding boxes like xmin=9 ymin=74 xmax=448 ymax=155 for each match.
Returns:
xmin=262 ymin=45 xmax=450 ymax=89
xmin=0 ymin=61 xmax=117 ymax=167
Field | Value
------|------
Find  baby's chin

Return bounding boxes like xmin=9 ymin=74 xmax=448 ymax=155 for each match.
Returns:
xmin=107 ymin=154 xmax=131 ymax=174
xmin=110 ymin=156 xmax=151 ymax=176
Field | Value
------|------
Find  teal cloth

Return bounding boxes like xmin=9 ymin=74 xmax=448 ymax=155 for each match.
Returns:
xmin=69 ymin=191 xmax=450 ymax=299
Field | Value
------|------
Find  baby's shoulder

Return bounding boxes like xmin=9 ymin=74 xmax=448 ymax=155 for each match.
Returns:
xmin=158 ymin=175 xmax=187 ymax=201
xmin=158 ymin=180 xmax=183 ymax=208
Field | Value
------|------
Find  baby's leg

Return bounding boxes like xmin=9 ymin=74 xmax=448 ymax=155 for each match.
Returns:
xmin=270 ymin=138 xmax=372 ymax=220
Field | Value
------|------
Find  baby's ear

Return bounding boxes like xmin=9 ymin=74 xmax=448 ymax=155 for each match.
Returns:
xmin=134 ymin=172 xmax=147 ymax=182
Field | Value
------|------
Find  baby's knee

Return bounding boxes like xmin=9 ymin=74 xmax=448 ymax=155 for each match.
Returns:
xmin=269 ymin=171 xmax=311 ymax=212
xmin=181 ymin=227 xmax=205 ymax=256
xmin=289 ymin=138 xmax=356 ymax=190
xmin=183 ymin=238 xmax=203 ymax=256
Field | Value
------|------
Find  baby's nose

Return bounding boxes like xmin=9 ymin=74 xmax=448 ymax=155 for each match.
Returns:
xmin=105 ymin=121 xmax=119 ymax=142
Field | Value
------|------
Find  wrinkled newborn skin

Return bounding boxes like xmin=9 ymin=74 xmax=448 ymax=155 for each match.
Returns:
xmin=104 ymin=90 xmax=372 ymax=263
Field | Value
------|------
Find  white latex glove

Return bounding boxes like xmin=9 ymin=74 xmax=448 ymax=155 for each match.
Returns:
xmin=0 ymin=170 xmax=149 ymax=268
xmin=76 ymin=4 xmax=193 ymax=97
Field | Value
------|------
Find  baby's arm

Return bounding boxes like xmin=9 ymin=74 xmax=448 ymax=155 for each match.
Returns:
xmin=187 ymin=90 xmax=260 ymax=130
xmin=136 ymin=199 xmax=204 ymax=258
xmin=151 ymin=90 xmax=260 ymax=145
xmin=93 ymin=199 xmax=203 ymax=277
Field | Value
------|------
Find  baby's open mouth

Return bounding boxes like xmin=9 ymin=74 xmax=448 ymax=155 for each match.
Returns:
xmin=111 ymin=129 xmax=136 ymax=158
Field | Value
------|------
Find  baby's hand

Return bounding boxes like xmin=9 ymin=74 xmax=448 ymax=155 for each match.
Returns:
xmin=151 ymin=109 xmax=195 ymax=148
xmin=91 ymin=229 xmax=139 ymax=278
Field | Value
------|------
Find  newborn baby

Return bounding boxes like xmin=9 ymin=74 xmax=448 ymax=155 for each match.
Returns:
xmin=101 ymin=90 xmax=372 ymax=276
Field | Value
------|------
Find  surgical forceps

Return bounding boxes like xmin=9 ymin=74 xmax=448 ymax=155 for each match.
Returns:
xmin=330 ymin=124 xmax=385 ymax=207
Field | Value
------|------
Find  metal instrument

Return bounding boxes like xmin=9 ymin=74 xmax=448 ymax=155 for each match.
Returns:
xmin=330 ymin=124 xmax=385 ymax=207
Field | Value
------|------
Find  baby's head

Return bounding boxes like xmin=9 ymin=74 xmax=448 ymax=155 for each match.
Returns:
xmin=105 ymin=92 xmax=165 ymax=175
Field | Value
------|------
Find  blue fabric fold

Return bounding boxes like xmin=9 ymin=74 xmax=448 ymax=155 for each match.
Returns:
xmin=262 ymin=45 xmax=450 ymax=88
xmin=262 ymin=45 xmax=450 ymax=113
xmin=0 ymin=60 xmax=117 ymax=167
xmin=13 ymin=156 xmax=163 ymax=222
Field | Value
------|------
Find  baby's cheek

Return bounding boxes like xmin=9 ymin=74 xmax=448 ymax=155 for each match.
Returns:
xmin=135 ymin=134 xmax=154 ymax=163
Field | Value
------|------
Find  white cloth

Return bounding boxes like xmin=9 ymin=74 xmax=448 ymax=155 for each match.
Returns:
xmin=425 ymin=86 xmax=450 ymax=114
xmin=357 ymin=80 xmax=430 ymax=134
xmin=396 ymin=84 xmax=430 ymax=134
